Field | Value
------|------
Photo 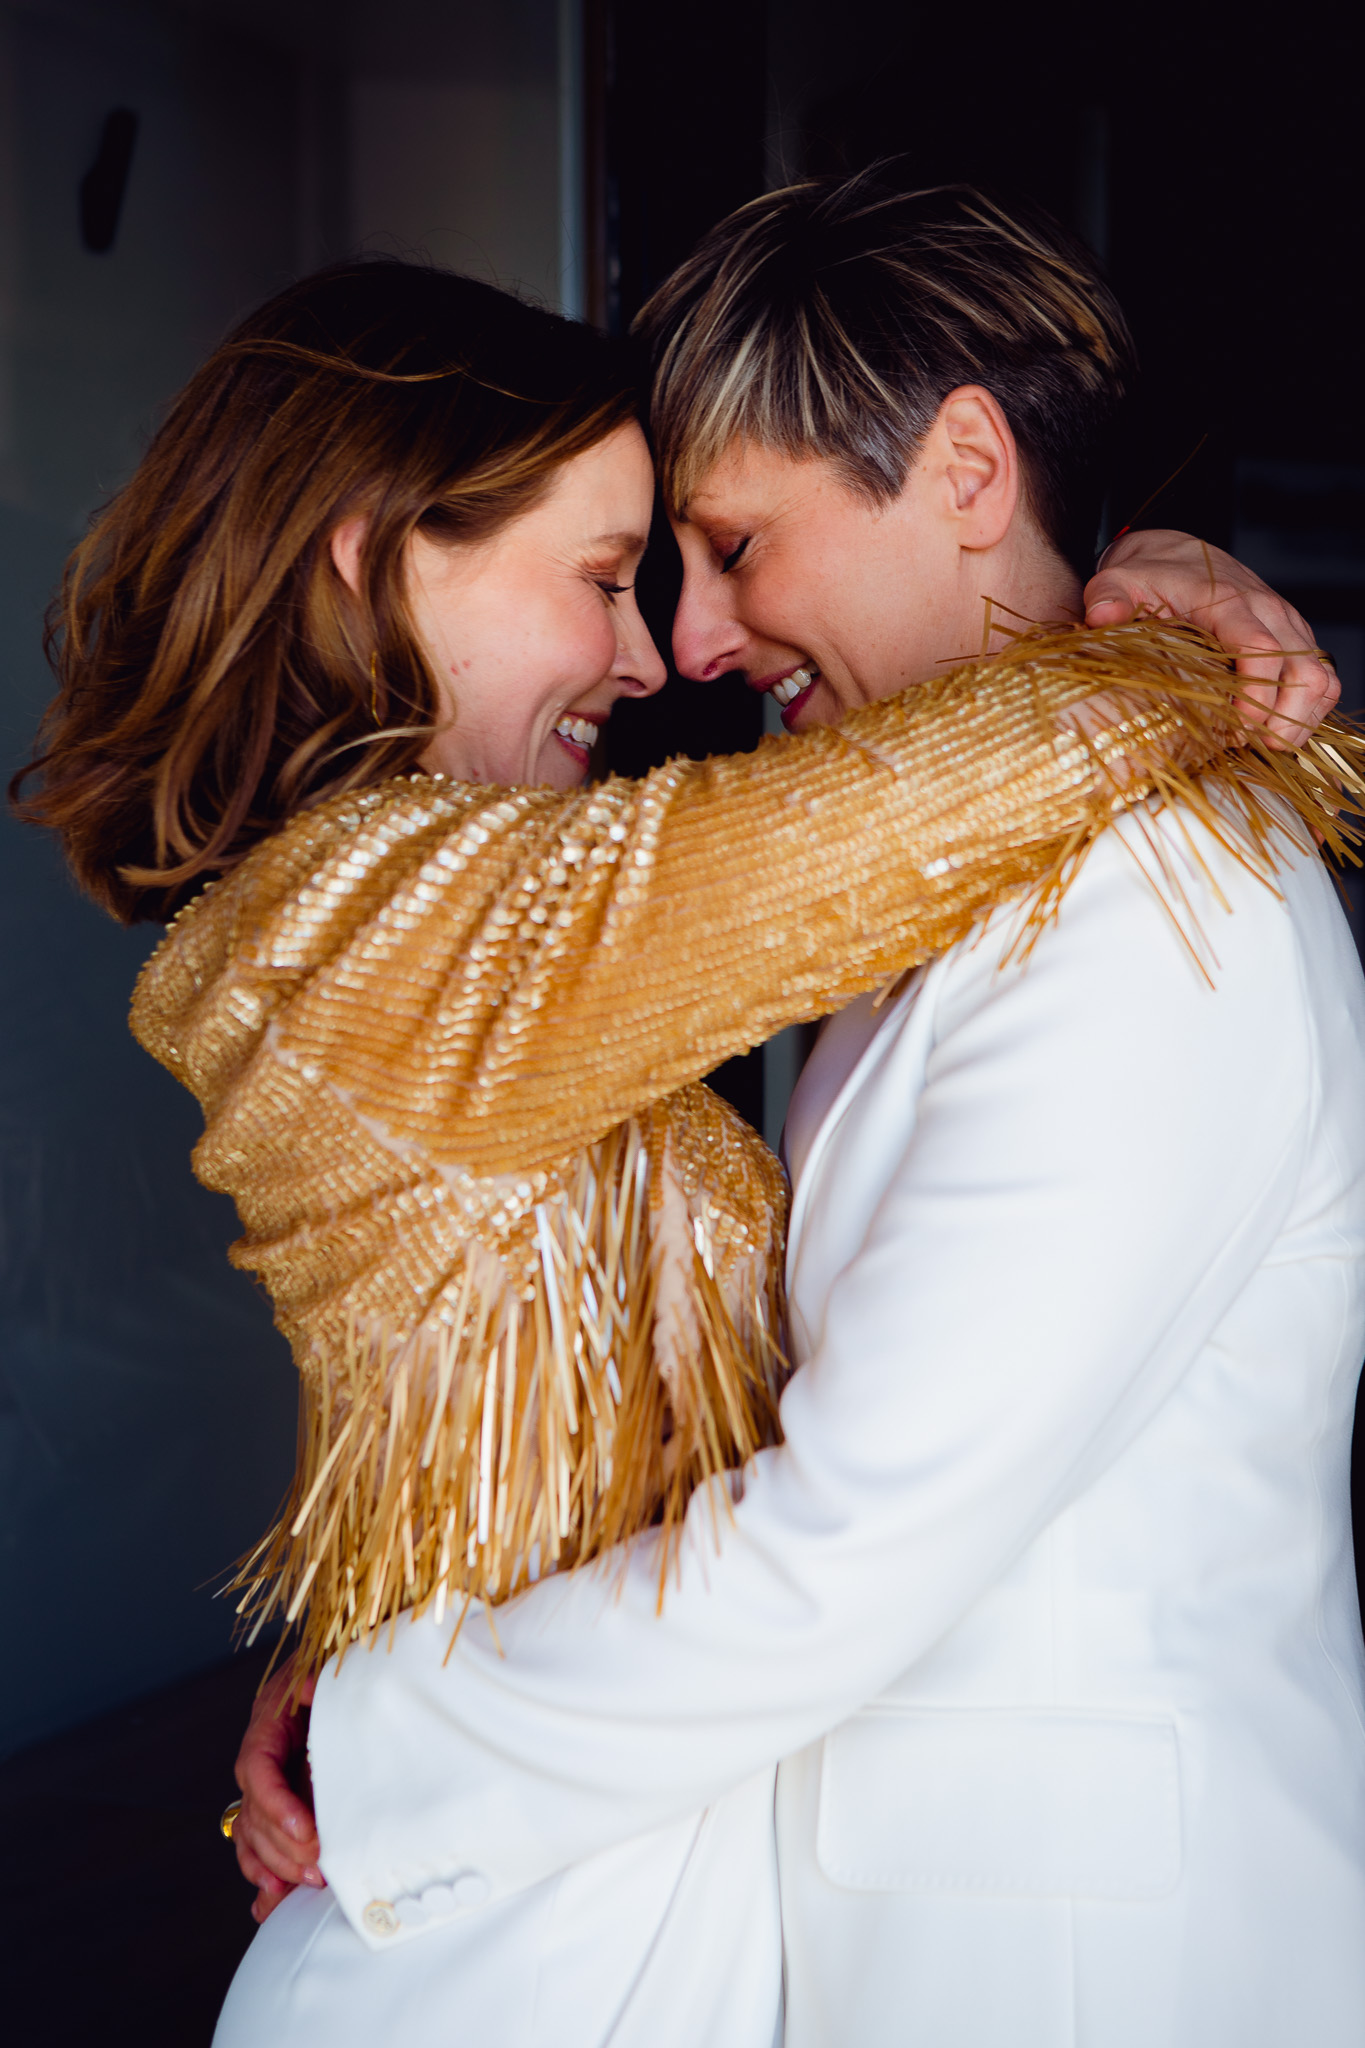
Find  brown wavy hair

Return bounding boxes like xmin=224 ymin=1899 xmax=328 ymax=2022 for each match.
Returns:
xmin=11 ymin=259 xmax=641 ymax=923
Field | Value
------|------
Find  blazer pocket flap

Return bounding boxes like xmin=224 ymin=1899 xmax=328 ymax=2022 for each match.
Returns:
xmin=816 ymin=1705 xmax=1181 ymax=1900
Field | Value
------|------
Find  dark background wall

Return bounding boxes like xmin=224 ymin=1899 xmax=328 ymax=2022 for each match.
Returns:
xmin=2 ymin=0 xmax=1361 ymax=2038
xmin=0 ymin=0 xmax=304 ymax=1766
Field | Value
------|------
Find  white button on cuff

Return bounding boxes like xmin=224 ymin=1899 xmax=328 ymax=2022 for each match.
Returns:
xmin=362 ymin=1900 xmax=399 ymax=1938
xmin=449 ymin=1871 xmax=491 ymax=1908
xmin=418 ymin=1870 xmax=491 ymax=1919
xmin=394 ymin=1893 xmax=430 ymax=1928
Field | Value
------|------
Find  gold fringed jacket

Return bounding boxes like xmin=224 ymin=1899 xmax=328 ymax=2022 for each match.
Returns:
xmin=130 ymin=621 xmax=1363 ymax=1678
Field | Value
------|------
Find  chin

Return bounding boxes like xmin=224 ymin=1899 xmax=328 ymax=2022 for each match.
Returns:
xmin=539 ymin=745 xmax=591 ymax=790
xmin=787 ymin=683 xmax=840 ymax=733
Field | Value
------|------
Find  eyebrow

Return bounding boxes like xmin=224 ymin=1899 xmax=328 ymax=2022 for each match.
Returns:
xmin=586 ymin=530 xmax=650 ymax=553
xmin=672 ymin=502 xmax=739 ymax=526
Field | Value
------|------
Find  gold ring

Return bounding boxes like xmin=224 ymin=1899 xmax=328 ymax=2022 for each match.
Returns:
xmin=220 ymin=1798 xmax=243 ymax=1842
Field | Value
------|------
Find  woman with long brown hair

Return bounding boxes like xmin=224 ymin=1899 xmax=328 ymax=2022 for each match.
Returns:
xmin=14 ymin=242 xmax=1354 ymax=2044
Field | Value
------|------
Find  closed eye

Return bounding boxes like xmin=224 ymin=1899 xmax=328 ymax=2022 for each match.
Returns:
xmin=720 ymin=537 xmax=750 ymax=574
xmin=596 ymin=581 xmax=632 ymax=602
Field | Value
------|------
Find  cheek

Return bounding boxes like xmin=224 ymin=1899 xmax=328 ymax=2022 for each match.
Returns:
xmin=515 ymin=594 xmax=617 ymax=747
xmin=424 ymin=573 xmax=622 ymax=778
xmin=562 ymin=599 xmax=618 ymax=685
xmin=513 ymin=579 xmax=615 ymax=681
xmin=483 ymin=588 xmax=615 ymax=721
xmin=745 ymin=554 xmax=835 ymax=649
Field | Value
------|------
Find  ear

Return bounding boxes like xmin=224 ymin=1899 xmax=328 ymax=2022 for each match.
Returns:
xmin=935 ymin=386 xmax=1020 ymax=550
xmin=329 ymin=515 xmax=369 ymax=594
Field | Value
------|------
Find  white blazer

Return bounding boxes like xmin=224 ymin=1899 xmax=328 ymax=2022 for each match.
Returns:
xmin=223 ymin=805 xmax=1365 ymax=2048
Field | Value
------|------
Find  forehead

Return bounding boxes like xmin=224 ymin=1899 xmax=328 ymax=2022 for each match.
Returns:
xmin=679 ymin=438 xmax=855 ymax=522
xmin=564 ymin=419 xmax=654 ymax=491
xmin=535 ymin=420 xmax=655 ymax=524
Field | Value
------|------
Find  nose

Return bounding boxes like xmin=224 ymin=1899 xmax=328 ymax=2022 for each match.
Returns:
xmin=672 ymin=559 xmax=747 ymax=682
xmin=614 ymin=593 xmax=668 ymax=698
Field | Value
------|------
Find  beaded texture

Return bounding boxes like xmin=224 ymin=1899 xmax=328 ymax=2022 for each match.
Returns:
xmin=130 ymin=621 xmax=1364 ymax=1678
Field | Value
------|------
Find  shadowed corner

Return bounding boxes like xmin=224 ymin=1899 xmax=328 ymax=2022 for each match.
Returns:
xmin=0 ymin=1649 xmax=276 ymax=2048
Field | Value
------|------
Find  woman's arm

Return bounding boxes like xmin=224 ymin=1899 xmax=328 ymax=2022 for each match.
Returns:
xmin=134 ymin=619 xmax=1347 ymax=1182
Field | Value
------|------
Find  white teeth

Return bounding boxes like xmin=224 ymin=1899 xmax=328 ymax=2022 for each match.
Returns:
xmin=555 ymin=717 xmax=600 ymax=750
xmin=771 ymin=665 xmax=816 ymax=709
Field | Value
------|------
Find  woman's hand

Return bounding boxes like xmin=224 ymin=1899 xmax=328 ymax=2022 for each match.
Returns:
xmin=232 ymin=1660 xmax=324 ymax=1924
xmin=1084 ymin=530 xmax=1340 ymax=747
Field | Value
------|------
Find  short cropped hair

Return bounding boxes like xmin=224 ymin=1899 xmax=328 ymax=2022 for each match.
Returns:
xmin=13 ymin=260 xmax=640 ymax=923
xmin=636 ymin=174 xmax=1135 ymax=577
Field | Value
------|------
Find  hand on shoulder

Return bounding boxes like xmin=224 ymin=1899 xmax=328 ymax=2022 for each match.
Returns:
xmin=1084 ymin=529 xmax=1340 ymax=748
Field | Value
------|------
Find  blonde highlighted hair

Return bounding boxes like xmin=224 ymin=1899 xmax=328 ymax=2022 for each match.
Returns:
xmin=636 ymin=173 xmax=1135 ymax=574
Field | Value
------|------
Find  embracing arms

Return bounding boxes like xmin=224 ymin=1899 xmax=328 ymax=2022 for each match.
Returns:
xmin=218 ymin=538 xmax=1346 ymax=1915
xmin=133 ymin=614 xmax=1349 ymax=1191
xmin=306 ymin=810 xmax=1334 ymax=1941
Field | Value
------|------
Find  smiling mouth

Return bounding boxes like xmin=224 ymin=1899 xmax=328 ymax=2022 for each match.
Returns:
xmin=769 ymin=663 xmax=818 ymax=709
xmin=553 ymin=715 xmax=601 ymax=758
xmin=759 ymin=663 xmax=821 ymax=728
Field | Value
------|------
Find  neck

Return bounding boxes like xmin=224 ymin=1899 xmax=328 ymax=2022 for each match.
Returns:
xmin=964 ymin=525 xmax=1084 ymax=661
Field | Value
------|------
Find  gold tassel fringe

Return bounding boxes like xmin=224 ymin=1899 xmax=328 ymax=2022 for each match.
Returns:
xmin=231 ymin=1113 xmax=787 ymax=1680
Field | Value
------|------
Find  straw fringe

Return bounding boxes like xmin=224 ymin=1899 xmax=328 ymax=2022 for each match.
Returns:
xmin=957 ymin=625 xmax=1365 ymax=973
xmin=231 ymin=1115 xmax=787 ymax=1680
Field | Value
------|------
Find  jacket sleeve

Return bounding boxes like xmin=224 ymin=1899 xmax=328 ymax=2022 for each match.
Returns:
xmin=136 ymin=623 xmax=1261 ymax=1177
xmin=306 ymin=808 xmax=1318 ymax=1943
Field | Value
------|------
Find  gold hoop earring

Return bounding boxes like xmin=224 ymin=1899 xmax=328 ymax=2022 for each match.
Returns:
xmin=369 ymin=651 xmax=380 ymax=725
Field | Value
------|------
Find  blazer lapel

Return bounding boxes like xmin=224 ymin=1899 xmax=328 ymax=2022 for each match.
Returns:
xmin=784 ymin=967 xmax=930 ymax=1273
